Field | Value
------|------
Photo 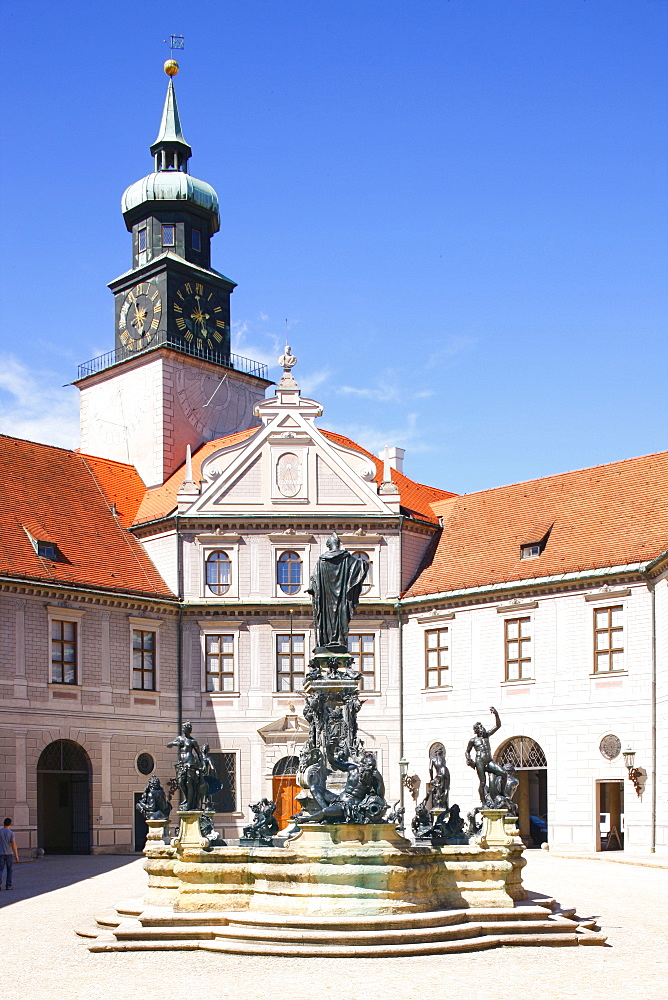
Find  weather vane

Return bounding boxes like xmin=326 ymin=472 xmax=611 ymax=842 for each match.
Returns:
xmin=163 ymin=34 xmax=184 ymax=76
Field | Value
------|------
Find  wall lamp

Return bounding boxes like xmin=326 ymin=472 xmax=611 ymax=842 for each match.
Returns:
xmin=623 ymin=747 xmax=642 ymax=797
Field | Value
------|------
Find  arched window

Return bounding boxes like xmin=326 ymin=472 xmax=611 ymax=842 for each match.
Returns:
xmin=495 ymin=736 xmax=547 ymax=769
xmin=206 ymin=551 xmax=232 ymax=595
xmin=277 ymin=551 xmax=302 ymax=595
xmin=272 ymin=755 xmax=300 ymax=776
xmin=351 ymin=551 xmax=372 ymax=595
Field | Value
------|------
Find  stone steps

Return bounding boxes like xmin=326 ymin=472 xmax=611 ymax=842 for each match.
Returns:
xmin=87 ymin=903 xmax=606 ymax=954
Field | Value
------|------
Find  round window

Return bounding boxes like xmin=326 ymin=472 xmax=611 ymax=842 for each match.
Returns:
xmin=599 ymin=735 xmax=621 ymax=761
xmin=136 ymin=752 xmax=155 ymax=776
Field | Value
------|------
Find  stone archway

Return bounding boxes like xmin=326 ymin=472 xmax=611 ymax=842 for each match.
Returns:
xmin=37 ymin=740 xmax=91 ymax=854
xmin=495 ymin=736 xmax=547 ymax=847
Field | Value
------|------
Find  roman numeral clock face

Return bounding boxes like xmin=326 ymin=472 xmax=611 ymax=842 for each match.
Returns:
xmin=172 ymin=282 xmax=227 ymax=352
xmin=118 ymin=282 xmax=162 ymax=351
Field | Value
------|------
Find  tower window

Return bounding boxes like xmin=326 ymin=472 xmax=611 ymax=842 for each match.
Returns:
xmin=162 ymin=224 xmax=175 ymax=247
xmin=191 ymin=228 xmax=201 ymax=252
xmin=138 ymin=228 xmax=147 ymax=252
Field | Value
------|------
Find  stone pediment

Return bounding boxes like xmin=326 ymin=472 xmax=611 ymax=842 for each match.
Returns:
xmin=184 ymin=402 xmax=399 ymax=517
xmin=258 ymin=714 xmax=309 ymax=743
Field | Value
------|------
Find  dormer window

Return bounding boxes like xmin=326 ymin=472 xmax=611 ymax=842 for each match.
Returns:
xmin=162 ymin=224 xmax=175 ymax=247
xmin=23 ymin=524 xmax=58 ymax=561
xmin=191 ymin=228 xmax=201 ymax=252
xmin=520 ymin=544 xmax=541 ymax=560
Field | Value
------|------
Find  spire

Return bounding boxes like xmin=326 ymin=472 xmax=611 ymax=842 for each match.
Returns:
xmin=150 ymin=63 xmax=192 ymax=172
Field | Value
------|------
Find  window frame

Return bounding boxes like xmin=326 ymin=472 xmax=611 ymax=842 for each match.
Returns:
xmin=276 ymin=549 xmax=303 ymax=595
xmin=203 ymin=631 xmax=237 ymax=694
xmin=275 ymin=630 xmax=307 ymax=693
xmin=205 ymin=550 xmax=233 ymax=597
xmin=424 ymin=626 xmax=450 ymax=689
xmin=46 ymin=606 xmax=84 ymax=687
xmin=191 ymin=227 xmax=201 ymax=252
xmin=504 ymin=616 xmax=532 ymax=681
xmin=592 ymin=604 xmax=625 ymax=674
xmin=137 ymin=227 xmax=147 ymax=253
xmin=161 ymin=223 xmax=176 ymax=247
xmin=269 ymin=540 xmax=310 ymax=599
xmin=198 ymin=536 xmax=240 ymax=600
xmin=128 ymin=616 xmax=163 ymax=692
xmin=206 ymin=749 xmax=241 ymax=814
xmin=349 ymin=631 xmax=378 ymax=692
xmin=132 ymin=628 xmax=157 ymax=691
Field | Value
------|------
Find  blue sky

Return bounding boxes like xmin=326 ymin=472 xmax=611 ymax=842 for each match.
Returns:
xmin=0 ymin=0 xmax=666 ymax=493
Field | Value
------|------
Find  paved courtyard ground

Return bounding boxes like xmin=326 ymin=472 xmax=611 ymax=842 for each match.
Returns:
xmin=0 ymin=850 xmax=666 ymax=1000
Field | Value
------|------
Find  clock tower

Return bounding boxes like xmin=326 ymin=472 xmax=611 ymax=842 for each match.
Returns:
xmin=76 ymin=63 xmax=271 ymax=487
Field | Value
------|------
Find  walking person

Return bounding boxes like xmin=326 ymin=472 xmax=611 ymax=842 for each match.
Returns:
xmin=0 ymin=818 xmax=19 ymax=890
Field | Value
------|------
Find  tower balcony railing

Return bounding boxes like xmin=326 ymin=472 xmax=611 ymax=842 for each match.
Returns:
xmin=77 ymin=331 xmax=270 ymax=381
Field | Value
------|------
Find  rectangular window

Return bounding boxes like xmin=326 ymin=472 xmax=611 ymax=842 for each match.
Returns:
xmin=133 ymin=629 xmax=156 ymax=690
xmin=138 ymin=227 xmax=147 ymax=252
xmin=205 ymin=634 xmax=235 ymax=692
xmin=162 ymin=224 xmax=175 ymax=247
xmin=51 ymin=620 xmax=77 ymax=684
xmin=505 ymin=617 xmax=532 ymax=680
xmin=425 ymin=628 xmax=449 ymax=688
xmin=276 ymin=632 xmax=306 ymax=692
xmin=207 ymin=751 xmax=237 ymax=812
xmin=38 ymin=542 xmax=58 ymax=560
xmin=349 ymin=633 xmax=376 ymax=691
xmin=594 ymin=605 xmax=624 ymax=673
xmin=191 ymin=228 xmax=201 ymax=252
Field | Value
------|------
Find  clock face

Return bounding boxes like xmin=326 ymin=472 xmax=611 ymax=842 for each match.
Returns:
xmin=172 ymin=281 xmax=227 ymax=352
xmin=118 ymin=281 xmax=162 ymax=351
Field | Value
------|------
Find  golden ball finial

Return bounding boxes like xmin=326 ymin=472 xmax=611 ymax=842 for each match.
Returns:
xmin=164 ymin=59 xmax=179 ymax=77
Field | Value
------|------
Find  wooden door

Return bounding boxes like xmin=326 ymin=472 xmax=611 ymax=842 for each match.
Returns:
xmin=272 ymin=775 xmax=300 ymax=831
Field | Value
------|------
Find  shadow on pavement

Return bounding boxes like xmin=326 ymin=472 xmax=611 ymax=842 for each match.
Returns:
xmin=0 ymin=853 xmax=142 ymax=906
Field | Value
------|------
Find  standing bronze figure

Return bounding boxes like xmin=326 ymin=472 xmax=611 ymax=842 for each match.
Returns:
xmin=465 ymin=707 xmax=507 ymax=807
xmin=167 ymin=721 xmax=205 ymax=811
xmin=307 ymin=533 xmax=368 ymax=651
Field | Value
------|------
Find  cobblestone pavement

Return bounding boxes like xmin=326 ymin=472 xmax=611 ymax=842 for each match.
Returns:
xmin=0 ymin=851 xmax=666 ymax=1000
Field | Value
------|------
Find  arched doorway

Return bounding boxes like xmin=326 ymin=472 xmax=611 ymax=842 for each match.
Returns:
xmin=37 ymin=740 xmax=91 ymax=854
xmin=272 ymin=755 xmax=300 ymax=832
xmin=495 ymin=736 xmax=547 ymax=847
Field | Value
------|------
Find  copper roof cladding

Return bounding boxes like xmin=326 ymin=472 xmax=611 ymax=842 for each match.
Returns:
xmin=0 ymin=434 xmax=175 ymax=599
xmin=132 ymin=426 xmax=455 ymax=526
xmin=405 ymin=449 xmax=668 ymax=598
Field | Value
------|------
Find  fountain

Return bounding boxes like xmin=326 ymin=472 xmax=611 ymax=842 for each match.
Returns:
xmin=84 ymin=534 xmax=606 ymax=953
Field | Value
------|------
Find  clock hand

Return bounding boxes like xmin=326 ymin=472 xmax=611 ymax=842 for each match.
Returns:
xmin=132 ymin=298 xmax=145 ymax=335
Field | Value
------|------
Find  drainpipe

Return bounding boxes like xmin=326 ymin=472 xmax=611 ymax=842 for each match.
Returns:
xmin=397 ymin=602 xmax=404 ymax=808
xmin=396 ymin=515 xmax=405 ymax=808
xmin=641 ymin=571 xmax=657 ymax=853
xmin=176 ymin=513 xmax=183 ymax=730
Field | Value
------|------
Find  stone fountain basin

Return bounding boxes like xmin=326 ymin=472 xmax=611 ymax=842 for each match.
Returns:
xmin=145 ymin=822 xmax=526 ymax=916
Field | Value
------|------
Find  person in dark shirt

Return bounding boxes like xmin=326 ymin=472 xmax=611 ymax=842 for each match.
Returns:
xmin=0 ymin=818 xmax=19 ymax=890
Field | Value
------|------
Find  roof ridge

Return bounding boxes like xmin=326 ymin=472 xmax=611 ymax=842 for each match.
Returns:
xmin=444 ymin=448 xmax=668 ymax=501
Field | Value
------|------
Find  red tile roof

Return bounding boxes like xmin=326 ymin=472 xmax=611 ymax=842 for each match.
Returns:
xmin=404 ymin=450 xmax=668 ymax=598
xmin=134 ymin=427 xmax=260 ymax=524
xmin=80 ymin=454 xmax=147 ymax=528
xmin=0 ymin=434 xmax=175 ymax=599
xmin=132 ymin=426 xmax=455 ymax=525
xmin=320 ymin=431 xmax=456 ymax=522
